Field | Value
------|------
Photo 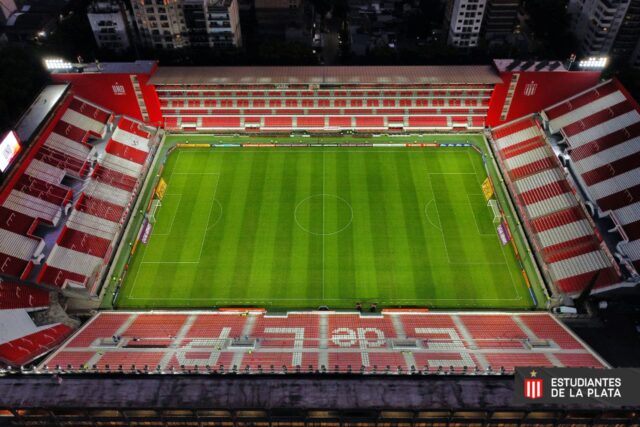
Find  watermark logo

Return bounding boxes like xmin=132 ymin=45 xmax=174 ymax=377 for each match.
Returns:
xmin=524 ymin=370 xmax=543 ymax=399
xmin=514 ymin=367 xmax=640 ymax=407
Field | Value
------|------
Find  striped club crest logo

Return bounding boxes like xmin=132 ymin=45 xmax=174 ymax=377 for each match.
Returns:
xmin=523 ymin=81 xmax=538 ymax=97
xmin=524 ymin=378 xmax=543 ymax=399
xmin=112 ymin=83 xmax=126 ymax=96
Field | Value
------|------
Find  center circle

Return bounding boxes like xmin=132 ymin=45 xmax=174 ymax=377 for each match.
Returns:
xmin=294 ymin=194 xmax=353 ymax=236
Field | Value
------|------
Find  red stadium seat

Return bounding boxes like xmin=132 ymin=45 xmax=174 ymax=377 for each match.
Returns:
xmin=0 ymin=324 xmax=72 ymax=366
xmin=43 ymin=312 xmax=607 ymax=373
xmin=408 ymin=116 xmax=448 ymax=128
xmin=0 ymin=281 xmax=49 ymax=310
xmin=296 ymin=117 xmax=325 ymax=128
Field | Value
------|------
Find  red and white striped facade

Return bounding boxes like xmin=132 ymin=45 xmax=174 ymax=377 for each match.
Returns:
xmin=491 ymin=116 xmax=620 ymax=294
xmin=543 ymin=80 xmax=640 ymax=275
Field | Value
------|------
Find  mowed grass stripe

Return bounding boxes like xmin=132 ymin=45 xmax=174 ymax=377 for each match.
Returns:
xmin=285 ymin=153 xmax=309 ymax=298
xmin=269 ymin=152 xmax=301 ymax=300
xmin=368 ymin=152 xmax=400 ymax=298
xmin=349 ymin=153 xmax=379 ymax=299
xmin=326 ymin=151 xmax=376 ymax=302
xmin=192 ymin=152 xmax=224 ymax=301
xmin=212 ymin=151 xmax=256 ymax=298
xmin=383 ymin=152 xmax=416 ymax=300
xmin=195 ymin=151 xmax=230 ymax=300
xmin=322 ymin=151 xmax=340 ymax=299
xmin=395 ymin=152 xmax=434 ymax=300
xmin=248 ymin=152 xmax=284 ymax=299
xmin=119 ymin=148 xmax=531 ymax=309
xmin=408 ymin=152 xmax=448 ymax=300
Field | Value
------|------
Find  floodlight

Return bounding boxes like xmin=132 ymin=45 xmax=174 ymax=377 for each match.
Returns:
xmin=578 ymin=56 xmax=608 ymax=69
xmin=44 ymin=58 xmax=74 ymax=71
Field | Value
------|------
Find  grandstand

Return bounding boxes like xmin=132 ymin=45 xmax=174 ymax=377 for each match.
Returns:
xmin=490 ymin=116 xmax=620 ymax=294
xmin=151 ymin=66 xmax=497 ymax=132
xmin=0 ymin=60 xmax=638 ymax=421
xmin=0 ymin=92 xmax=160 ymax=296
xmin=0 ymin=281 xmax=70 ymax=366
xmin=42 ymin=310 xmax=606 ymax=373
xmin=542 ymin=80 xmax=640 ymax=283
xmin=0 ymin=84 xmax=160 ymax=366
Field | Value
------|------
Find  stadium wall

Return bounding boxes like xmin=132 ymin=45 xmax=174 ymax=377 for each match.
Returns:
xmin=487 ymin=71 xmax=601 ymax=127
xmin=51 ymin=66 xmax=162 ymax=125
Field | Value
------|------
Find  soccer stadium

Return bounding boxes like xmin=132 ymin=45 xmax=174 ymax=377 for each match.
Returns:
xmin=0 ymin=59 xmax=638 ymax=423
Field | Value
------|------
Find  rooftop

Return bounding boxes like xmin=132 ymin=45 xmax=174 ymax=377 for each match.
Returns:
xmin=149 ymin=65 xmax=502 ymax=86
xmin=493 ymin=59 xmax=569 ymax=72
xmin=51 ymin=60 xmax=157 ymax=75
xmin=13 ymin=84 xmax=68 ymax=144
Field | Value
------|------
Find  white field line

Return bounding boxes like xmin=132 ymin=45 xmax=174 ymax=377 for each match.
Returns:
xmin=126 ymin=148 xmax=522 ymax=303
xmin=127 ymin=157 xmax=220 ymax=296
xmin=425 ymin=172 xmax=507 ymax=266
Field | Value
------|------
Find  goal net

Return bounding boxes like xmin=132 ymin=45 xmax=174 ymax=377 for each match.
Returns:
xmin=147 ymin=199 xmax=162 ymax=224
xmin=487 ymin=199 xmax=501 ymax=224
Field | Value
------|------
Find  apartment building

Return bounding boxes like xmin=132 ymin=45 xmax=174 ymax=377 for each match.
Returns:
xmin=87 ymin=0 xmax=134 ymax=51
xmin=569 ymin=0 xmax=631 ymax=56
xmin=130 ymin=0 xmax=241 ymax=49
xmin=482 ymin=0 xmax=520 ymax=40
xmin=445 ymin=0 xmax=487 ymax=47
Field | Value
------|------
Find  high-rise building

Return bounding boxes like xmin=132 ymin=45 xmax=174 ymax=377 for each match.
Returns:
xmin=87 ymin=0 xmax=134 ymax=51
xmin=482 ymin=0 xmax=520 ymax=40
xmin=445 ymin=0 xmax=488 ymax=47
xmin=612 ymin=0 xmax=640 ymax=64
xmin=131 ymin=0 xmax=187 ymax=49
xmin=568 ymin=0 xmax=631 ymax=56
xmin=130 ymin=0 xmax=241 ymax=50
xmin=183 ymin=0 xmax=241 ymax=48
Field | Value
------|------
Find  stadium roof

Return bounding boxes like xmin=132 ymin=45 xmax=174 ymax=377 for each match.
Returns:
xmin=493 ymin=59 xmax=569 ymax=72
xmin=149 ymin=66 xmax=502 ymax=86
xmin=50 ymin=60 xmax=157 ymax=75
xmin=14 ymin=84 xmax=68 ymax=144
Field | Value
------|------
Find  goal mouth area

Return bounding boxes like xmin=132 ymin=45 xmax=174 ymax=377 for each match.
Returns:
xmin=488 ymin=199 xmax=502 ymax=224
xmin=148 ymin=199 xmax=162 ymax=224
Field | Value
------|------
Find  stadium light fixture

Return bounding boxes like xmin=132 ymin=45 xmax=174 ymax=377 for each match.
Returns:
xmin=578 ymin=56 xmax=608 ymax=69
xmin=44 ymin=58 xmax=74 ymax=71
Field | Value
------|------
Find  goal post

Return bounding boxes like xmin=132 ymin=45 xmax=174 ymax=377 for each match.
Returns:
xmin=147 ymin=199 xmax=162 ymax=224
xmin=487 ymin=199 xmax=501 ymax=224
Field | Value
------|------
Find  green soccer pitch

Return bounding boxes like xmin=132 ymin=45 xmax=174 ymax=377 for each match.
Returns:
xmin=114 ymin=135 xmax=545 ymax=310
